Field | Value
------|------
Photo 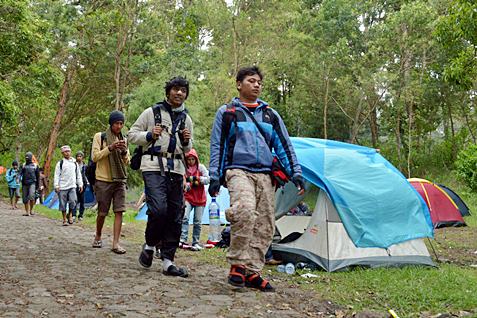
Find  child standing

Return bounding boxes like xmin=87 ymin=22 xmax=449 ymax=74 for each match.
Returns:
xmin=180 ymin=149 xmax=210 ymax=251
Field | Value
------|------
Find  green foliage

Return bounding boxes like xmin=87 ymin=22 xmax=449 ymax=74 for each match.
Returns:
xmin=436 ymin=0 xmax=477 ymax=89
xmin=455 ymin=144 xmax=477 ymax=191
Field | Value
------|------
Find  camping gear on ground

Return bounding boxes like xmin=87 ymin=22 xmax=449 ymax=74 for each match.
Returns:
xmin=272 ymin=138 xmax=435 ymax=272
xmin=285 ymin=263 xmax=295 ymax=275
xmin=208 ymin=197 xmax=221 ymax=243
xmin=409 ymin=178 xmax=467 ymax=228
xmin=135 ymin=185 xmax=230 ymax=224
xmin=437 ymin=184 xmax=471 ymax=216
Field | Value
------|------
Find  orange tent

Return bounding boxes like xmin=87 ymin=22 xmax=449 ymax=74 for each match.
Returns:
xmin=408 ymin=178 xmax=466 ymax=228
xmin=0 ymin=166 xmax=6 ymax=175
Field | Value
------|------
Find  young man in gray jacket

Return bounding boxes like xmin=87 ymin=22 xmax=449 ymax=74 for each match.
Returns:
xmin=54 ymin=145 xmax=83 ymax=226
xmin=128 ymin=77 xmax=193 ymax=277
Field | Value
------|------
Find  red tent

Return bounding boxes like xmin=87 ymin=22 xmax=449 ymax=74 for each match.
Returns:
xmin=408 ymin=178 xmax=466 ymax=228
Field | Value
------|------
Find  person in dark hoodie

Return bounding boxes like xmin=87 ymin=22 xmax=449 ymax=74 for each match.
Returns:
xmin=180 ymin=148 xmax=210 ymax=251
xmin=20 ymin=152 xmax=40 ymax=216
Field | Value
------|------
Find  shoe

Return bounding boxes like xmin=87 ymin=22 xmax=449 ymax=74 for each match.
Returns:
xmin=154 ymin=248 xmax=161 ymax=259
xmin=163 ymin=265 xmax=188 ymax=277
xmin=245 ymin=273 xmax=275 ymax=292
xmin=138 ymin=244 xmax=154 ymax=268
xmin=78 ymin=217 xmax=83 ymax=222
xmin=179 ymin=242 xmax=191 ymax=250
xmin=190 ymin=243 xmax=203 ymax=251
xmin=73 ymin=216 xmax=76 ymax=223
xmin=228 ymin=265 xmax=246 ymax=288
xmin=265 ymin=258 xmax=282 ymax=265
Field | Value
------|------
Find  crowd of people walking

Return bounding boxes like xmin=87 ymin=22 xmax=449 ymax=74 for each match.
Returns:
xmin=3 ymin=66 xmax=305 ymax=292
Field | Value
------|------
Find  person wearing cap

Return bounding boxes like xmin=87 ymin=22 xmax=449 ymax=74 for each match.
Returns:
xmin=73 ymin=150 xmax=88 ymax=222
xmin=20 ymin=152 xmax=40 ymax=216
xmin=54 ymin=145 xmax=83 ymax=226
xmin=128 ymin=76 xmax=193 ymax=277
xmin=91 ymin=110 xmax=129 ymax=254
xmin=5 ymin=160 xmax=21 ymax=209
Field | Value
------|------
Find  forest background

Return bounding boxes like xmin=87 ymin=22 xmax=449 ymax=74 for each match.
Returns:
xmin=1 ymin=0 xmax=476 ymax=191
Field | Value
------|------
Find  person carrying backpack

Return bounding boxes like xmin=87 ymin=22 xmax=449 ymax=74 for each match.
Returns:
xmin=91 ymin=110 xmax=129 ymax=254
xmin=73 ymin=151 xmax=88 ymax=222
xmin=208 ymin=66 xmax=305 ymax=292
xmin=20 ymin=152 xmax=40 ymax=216
xmin=128 ymin=76 xmax=193 ymax=277
xmin=54 ymin=145 xmax=83 ymax=226
xmin=6 ymin=160 xmax=21 ymax=209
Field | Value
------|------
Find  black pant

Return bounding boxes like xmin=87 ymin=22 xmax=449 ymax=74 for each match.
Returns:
xmin=73 ymin=187 xmax=85 ymax=218
xmin=143 ymin=171 xmax=184 ymax=261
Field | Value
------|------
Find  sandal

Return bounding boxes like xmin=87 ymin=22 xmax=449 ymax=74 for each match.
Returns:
xmin=92 ymin=240 xmax=102 ymax=248
xmin=228 ymin=265 xmax=246 ymax=288
xmin=245 ymin=273 xmax=275 ymax=292
xmin=111 ymin=246 xmax=126 ymax=254
xmin=62 ymin=221 xmax=69 ymax=226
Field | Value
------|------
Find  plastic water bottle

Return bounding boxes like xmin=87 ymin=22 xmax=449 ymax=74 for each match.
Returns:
xmin=277 ymin=265 xmax=286 ymax=273
xmin=208 ymin=197 xmax=221 ymax=243
xmin=285 ymin=263 xmax=295 ymax=275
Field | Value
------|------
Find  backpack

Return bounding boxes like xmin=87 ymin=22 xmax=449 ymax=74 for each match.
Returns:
xmin=85 ymin=132 xmax=106 ymax=186
xmin=215 ymin=226 xmax=231 ymax=248
xmin=219 ymin=103 xmax=291 ymax=188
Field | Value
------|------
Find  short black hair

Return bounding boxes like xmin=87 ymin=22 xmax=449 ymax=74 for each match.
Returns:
xmin=165 ymin=76 xmax=189 ymax=99
xmin=236 ymin=66 xmax=263 ymax=82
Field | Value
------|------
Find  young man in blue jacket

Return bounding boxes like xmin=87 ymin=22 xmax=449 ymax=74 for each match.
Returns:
xmin=6 ymin=160 xmax=21 ymax=209
xmin=208 ymin=66 xmax=305 ymax=292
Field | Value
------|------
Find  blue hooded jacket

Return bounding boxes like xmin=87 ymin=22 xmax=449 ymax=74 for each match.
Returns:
xmin=209 ymin=98 xmax=301 ymax=182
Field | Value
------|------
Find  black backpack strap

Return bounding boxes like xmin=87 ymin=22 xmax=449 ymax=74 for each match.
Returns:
xmin=218 ymin=103 xmax=238 ymax=184
xmin=60 ymin=159 xmax=63 ymax=172
xmin=151 ymin=103 xmax=166 ymax=175
xmin=100 ymin=132 xmax=106 ymax=150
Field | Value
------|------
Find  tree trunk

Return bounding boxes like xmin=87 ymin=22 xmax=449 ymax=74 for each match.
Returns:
xmin=323 ymin=75 xmax=329 ymax=139
xmin=43 ymin=65 xmax=75 ymax=187
xmin=369 ymin=105 xmax=378 ymax=148
xmin=460 ymin=102 xmax=476 ymax=143
xmin=448 ymin=103 xmax=456 ymax=161
xmin=350 ymin=100 xmax=363 ymax=144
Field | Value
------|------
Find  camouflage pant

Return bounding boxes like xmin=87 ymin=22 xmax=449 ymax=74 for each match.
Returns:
xmin=225 ymin=169 xmax=275 ymax=273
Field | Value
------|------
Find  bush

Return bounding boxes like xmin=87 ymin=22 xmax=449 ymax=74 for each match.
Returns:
xmin=455 ymin=144 xmax=477 ymax=191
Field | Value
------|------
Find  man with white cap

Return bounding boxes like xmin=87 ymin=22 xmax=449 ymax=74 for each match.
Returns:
xmin=54 ymin=145 xmax=83 ymax=226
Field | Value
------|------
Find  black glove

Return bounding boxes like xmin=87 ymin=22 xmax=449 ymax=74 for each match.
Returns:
xmin=208 ymin=179 xmax=220 ymax=197
xmin=292 ymin=175 xmax=305 ymax=191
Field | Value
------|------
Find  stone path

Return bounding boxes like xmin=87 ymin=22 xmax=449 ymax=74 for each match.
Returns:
xmin=0 ymin=201 xmax=340 ymax=318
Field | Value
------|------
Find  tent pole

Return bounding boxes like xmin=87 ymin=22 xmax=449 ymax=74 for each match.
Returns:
xmin=426 ymin=238 xmax=440 ymax=263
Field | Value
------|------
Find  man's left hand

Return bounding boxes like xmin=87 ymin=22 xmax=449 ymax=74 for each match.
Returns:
xmin=292 ymin=175 xmax=305 ymax=196
xmin=79 ymin=186 xmax=83 ymax=193
xmin=181 ymin=128 xmax=191 ymax=143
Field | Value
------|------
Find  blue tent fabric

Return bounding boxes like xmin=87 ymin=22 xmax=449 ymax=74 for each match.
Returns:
xmin=135 ymin=185 xmax=230 ymax=225
xmin=290 ymin=138 xmax=434 ymax=248
xmin=43 ymin=185 xmax=96 ymax=210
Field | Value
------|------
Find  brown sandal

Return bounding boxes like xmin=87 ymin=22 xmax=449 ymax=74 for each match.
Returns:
xmin=111 ymin=246 xmax=126 ymax=254
xmin=228 ymin=265 xmax=246 ymax=287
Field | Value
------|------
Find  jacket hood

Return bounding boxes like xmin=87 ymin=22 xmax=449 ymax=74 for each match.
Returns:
xmin=186 ymin=148 xmax=199 ymax=166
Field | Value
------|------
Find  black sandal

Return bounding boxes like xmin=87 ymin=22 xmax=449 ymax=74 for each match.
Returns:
xmin=245 ymin=273 xmax=275 ymax=292
xmin=228 ymin=265 xmax=246 ymax=287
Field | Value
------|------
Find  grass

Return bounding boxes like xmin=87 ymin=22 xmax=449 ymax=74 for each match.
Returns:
xmin=2 ymin=172 xmax=477 ymax=316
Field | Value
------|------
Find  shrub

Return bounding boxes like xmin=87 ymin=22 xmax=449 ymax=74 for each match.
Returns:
xmin=455 ymin=144 xmax=477 ymax=191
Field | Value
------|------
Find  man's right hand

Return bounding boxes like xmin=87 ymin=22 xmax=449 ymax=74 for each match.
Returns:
xmin=152 ymin=125 xmax=163 ymax=140
xmin=208 ymin=179 xmax=220 ymax=197
xmin=55 ymin=187 xmax=60 ymax=193
xmin=108 ymin=140 xmax=127 ymax=151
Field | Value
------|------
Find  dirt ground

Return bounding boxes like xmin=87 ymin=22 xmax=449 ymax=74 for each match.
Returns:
xmin=429 ymin=225 xmax=477 ymax=267
xmin=0 ymin=201 xmax=361 ymax=318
